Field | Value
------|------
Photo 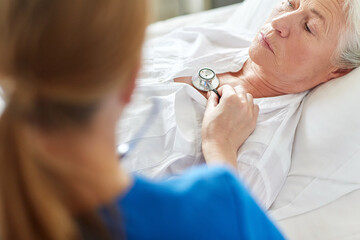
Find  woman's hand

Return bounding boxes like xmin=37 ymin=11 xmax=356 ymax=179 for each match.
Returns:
xmin=201 ymin=85 xmax=259 ymax=168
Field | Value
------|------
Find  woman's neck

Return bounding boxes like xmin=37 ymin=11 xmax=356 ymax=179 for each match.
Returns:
xmin=218 ymin=59 xmax=284 ymax=98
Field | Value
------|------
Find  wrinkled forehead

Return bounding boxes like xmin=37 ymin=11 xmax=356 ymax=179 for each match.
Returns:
xmin=315 ymin=0 xmax=348 ymax=36
xmin=302 ymin=0 xmax=347 ymax=22
xmin=277 ymin=0 xmax=348 ymax=36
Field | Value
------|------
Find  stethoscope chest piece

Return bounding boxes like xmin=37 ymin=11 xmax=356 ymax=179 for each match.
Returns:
xmin=192 ymin=68 xmax=220 ymax=92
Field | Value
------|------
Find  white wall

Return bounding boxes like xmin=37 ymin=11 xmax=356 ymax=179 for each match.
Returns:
xmin=184 ymin=0 xmax=211 ymax=13
xmin=150 ymin=0 xmax=211 ymax=21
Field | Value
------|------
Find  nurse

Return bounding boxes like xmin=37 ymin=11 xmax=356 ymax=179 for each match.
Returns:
xmin=0 ymin=0 xmax=284 ymax=239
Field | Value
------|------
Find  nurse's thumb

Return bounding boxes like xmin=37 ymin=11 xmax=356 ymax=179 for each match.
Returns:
xmin=206 ymin=91 xmax=219 ymax=108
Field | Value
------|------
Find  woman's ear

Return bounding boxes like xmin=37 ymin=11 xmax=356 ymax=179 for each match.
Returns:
xmin=329 ymin=68 xmax=353 ymax=80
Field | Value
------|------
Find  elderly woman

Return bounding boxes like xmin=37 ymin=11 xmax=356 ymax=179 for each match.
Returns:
xmin=119 ymin=0 xmax=360 ymax=208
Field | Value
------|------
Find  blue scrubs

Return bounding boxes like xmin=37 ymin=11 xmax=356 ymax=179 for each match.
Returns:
xmin=101 ymin=166 xmax=285 ymax=240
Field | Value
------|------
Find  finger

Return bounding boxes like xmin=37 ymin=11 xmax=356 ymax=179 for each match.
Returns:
xmin=206 ymin=91 xmax=219 ymax=109
xmin=246 ymin=93 xmax=254 ymax=103
xmin=216 ymin=85 xmax=225 ymax=96
xmin=246 ymin=93 xmax=254 ymax=109
xmin=234 ymin=85 xmax=246 ymax=95
xmin=212 ymin=89 xmax=221 ymax=99
xmin=233 ymin=86 xmax=247 ymax=104
xmin=217 ymin=85 xmax=235 ymax=99
xmin=254 ymin=104 xmax=260 ymax=118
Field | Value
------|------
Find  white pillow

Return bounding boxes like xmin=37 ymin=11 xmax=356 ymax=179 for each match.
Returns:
xmin=229 ymin=0 xmax=360 ymax=224
xmin=270 ymin=67 xmax=360 ymax=219
xmin=226 ymin=0 xmax=282 ymax=32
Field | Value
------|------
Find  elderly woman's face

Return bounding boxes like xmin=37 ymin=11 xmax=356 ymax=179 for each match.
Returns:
xmin=249 ymin=0 xmax=347 ymax=93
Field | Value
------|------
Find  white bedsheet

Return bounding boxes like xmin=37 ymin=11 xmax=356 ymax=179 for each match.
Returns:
xmin=118 ymin=25 xmax=308 ymax=209
xmin=143 ymin=1 xmax=360 ymax=239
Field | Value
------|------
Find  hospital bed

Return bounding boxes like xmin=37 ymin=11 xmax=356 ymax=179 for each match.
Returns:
xmin=147 ymin=0 xmax=360 ymax=239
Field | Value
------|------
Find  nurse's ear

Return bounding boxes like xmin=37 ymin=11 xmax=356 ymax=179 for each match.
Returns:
xmin=119 ymin=63 xmax=140 ymax=105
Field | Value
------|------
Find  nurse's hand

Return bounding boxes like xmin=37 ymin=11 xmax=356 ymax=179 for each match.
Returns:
xmin=202 ymin=85 xmax=259 ymax=169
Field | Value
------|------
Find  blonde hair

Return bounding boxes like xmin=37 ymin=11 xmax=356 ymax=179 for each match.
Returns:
xmin=0 ymin=0 xmax=147 ymax=239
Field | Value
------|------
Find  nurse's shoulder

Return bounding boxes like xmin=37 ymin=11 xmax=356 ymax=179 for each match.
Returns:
xmin=113 ymin=165 xmax=272 ymax=240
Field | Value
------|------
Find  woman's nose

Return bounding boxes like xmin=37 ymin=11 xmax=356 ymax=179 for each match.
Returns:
xmin=271 ymin=14 xmax=291 ymax=38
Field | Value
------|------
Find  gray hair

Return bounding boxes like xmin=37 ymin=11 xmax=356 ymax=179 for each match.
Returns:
xmin=334 ymin=0 xmax=360 ymax=69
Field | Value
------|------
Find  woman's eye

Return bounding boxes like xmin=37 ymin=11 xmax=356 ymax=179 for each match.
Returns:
xmin=305 ymin=23 xmax=312 ymax=33
xmin=287 ymin=0 xmax=294 ymax=9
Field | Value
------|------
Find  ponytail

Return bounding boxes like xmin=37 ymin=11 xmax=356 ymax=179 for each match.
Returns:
xmin=0 ymin=100 xmax=113 ymax=240
xmin=0 ymin=106 xmax=77 ymax=239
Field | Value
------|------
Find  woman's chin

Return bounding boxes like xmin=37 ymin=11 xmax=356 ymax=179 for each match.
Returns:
xmin=248 ymin=44 xmax=274 ymax=69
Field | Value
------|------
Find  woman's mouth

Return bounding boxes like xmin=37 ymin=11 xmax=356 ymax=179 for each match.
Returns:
xmin=258 ymin=32 xmax=274 ymax=54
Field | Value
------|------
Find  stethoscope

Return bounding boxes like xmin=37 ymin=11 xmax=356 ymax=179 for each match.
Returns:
xmin=118 ymin=67 xmax=221 ymax=158
xmin=191 ymin=68 xmax=221 ymax=99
